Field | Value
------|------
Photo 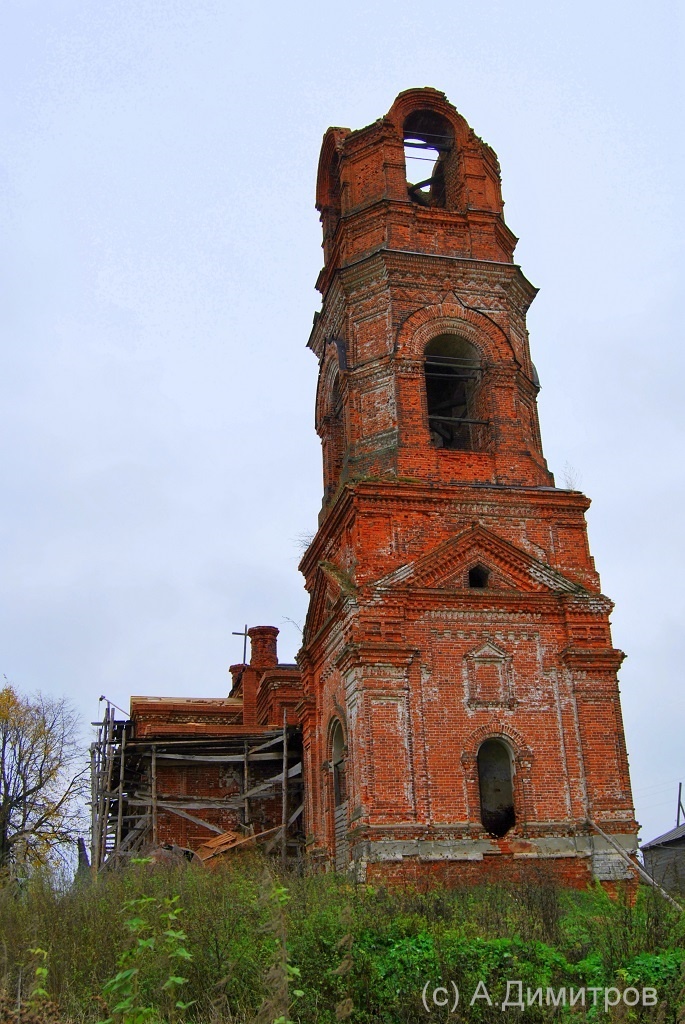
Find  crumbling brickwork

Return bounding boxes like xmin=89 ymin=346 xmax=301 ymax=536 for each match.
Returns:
xmin=298 ymin=88 xmax=638 ymax=885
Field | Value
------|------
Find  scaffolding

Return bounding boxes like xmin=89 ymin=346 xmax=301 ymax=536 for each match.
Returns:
xmin=90 ymin=701 xmax=304 ymax=871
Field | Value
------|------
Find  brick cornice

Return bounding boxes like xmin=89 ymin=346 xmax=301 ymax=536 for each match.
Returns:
xmin=335 ymin=641 xmax=419 ymax=675
xmin=301 ymin=478 xmax=593 ymax=580
xmin=562 ymin=646 xmax=626 ymax=672
xmin=317 ymin=241 xmax=535 ymax=304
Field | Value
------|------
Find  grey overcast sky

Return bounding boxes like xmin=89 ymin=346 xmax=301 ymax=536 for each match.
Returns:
xmin=0 ymin=0 xmax=682 ymax=846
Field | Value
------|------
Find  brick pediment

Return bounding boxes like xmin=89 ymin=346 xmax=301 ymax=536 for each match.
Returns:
xmin=303 ymin=562 xmax=350 ymax=642
xmin=467 ymin=640 xmax=509 ymax=661
xmin=372 ymin=525 xmax=586 ymax=595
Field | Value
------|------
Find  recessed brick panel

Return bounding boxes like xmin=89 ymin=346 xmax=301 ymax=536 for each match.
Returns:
xmin=367 ymin=695 xmax=414 ymax=817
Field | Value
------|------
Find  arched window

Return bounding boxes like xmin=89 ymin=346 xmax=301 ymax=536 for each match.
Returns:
xmin=322 ymin=371 xmax=345 ymax=502
xmin=477 ymin=739 xmax=515 ymax=837
xmin=331 ymin=719 xmax=346 ymax=807
xmin=403 ymin=110 xmax=453 ymax=208
xmin=424 ymin=334 xmax=485 ymax=450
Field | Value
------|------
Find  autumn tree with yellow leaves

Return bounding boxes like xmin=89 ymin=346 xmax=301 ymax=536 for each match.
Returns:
xmin=0 ymin=682 xmax=87 ymax=871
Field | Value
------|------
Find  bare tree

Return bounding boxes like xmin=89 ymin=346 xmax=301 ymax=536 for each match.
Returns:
xmin=0 ymin=682 xmax=87 ymax=871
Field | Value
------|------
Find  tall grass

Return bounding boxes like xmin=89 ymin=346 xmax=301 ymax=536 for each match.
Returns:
xmin=1 ymin=856 xmax=272 ymax=1021
xmin=0 ymin=856 xmax=683 ymax=1022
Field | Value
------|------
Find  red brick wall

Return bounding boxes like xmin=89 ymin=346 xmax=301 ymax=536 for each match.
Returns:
xmin=155 ymin=762 xmax=242 ymax=848
xmin=365 ymin=857 xmax=593 ymax=890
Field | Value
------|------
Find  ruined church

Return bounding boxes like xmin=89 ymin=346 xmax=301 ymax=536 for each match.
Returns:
xmin=91 ymin=89 xmax=638 ymax=886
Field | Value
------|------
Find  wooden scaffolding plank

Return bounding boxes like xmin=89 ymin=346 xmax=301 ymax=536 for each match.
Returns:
xmin=155 ymin=804 xmax=225 ymax=836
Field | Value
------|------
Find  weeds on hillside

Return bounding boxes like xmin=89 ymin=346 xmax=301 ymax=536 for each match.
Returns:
xmin=251 ymin=865 xmax=304 ymax=1024
xmin=0 ymin=857 xmax=683 ymax=1022
xmin=96 ymin=890 xmax=195 ymax=1024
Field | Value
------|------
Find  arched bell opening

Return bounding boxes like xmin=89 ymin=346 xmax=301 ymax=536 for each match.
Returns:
xmin=403 ymin=109 xmax=454 ymax=208
xmin=322 ymin=370 xmax=345 ymax=503
xmin=424 ymin=334 xmax=485 ymax=450
xmin=477 ymin=738 xmax=516 ymax=838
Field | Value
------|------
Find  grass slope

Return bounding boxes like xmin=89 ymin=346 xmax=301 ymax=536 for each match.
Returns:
xmin=1 ymin=856 xmax=683 ymax=1022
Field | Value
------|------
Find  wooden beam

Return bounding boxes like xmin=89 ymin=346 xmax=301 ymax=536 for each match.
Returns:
xmin=101 ymin=707 xmax=116 ymax=864
xmin=197 ymin=826 xmax=282 ymax=862
xmin=90 ymin=743 xmax=98 ymax=875
xmin=121 ymin=730 xmax=282 ymax=749
xmin=152 ymin=751 xmax=282 ymax=763
xmin=288 ymin=803 xmax=303 ymax=827
xmin=243 ymin=740 xmax=250 ymax=825
xmin=589 ymin=820 xmax=683 ymax=912
xmin=249 ymin=734 xmax=286 ymax=754
xmin=115 ymin=726 xmax=126 ymax=866
xmin=156 ymin=804 xmax=224 ymax=836
xmin=281 ymin=709 xmax=288 ymax=867
xmin=151 ymin=747 xmax=158 ymax=845
xmin=127 ymin=763 xmax=302 ymax=812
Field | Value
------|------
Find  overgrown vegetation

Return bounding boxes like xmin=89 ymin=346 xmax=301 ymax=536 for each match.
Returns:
xmin=0 ymin=856 xmax=683 ymax=1022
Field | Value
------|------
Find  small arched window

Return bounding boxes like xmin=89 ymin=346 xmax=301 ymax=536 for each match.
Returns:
xmin=403 ymin=110 xmax=453 ymax=208
xmin=477 ymin=739 xmax=515 ymax=837
xmin=331 ymin=720 xmax=346 ymax=807
xmin=424 ymin=334 xmax=484 ymax=450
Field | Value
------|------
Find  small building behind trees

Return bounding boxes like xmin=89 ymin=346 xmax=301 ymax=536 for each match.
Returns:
xmin=642 ymin=824 xmax=685 ymax=894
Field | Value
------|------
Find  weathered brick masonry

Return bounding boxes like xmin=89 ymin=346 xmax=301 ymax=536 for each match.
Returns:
xmin=297 ymin=88 xmax=638 ymax=884
xmin=121 ymin=88 xmax=637 ymax=887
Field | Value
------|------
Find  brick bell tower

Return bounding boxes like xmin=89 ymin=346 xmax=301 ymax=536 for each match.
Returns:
xmin=298 ymin=88 xmax=638 ymax=885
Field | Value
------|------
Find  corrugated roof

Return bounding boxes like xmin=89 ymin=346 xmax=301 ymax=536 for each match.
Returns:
xmin=641 ymin=822 xmax=685 ymax=849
